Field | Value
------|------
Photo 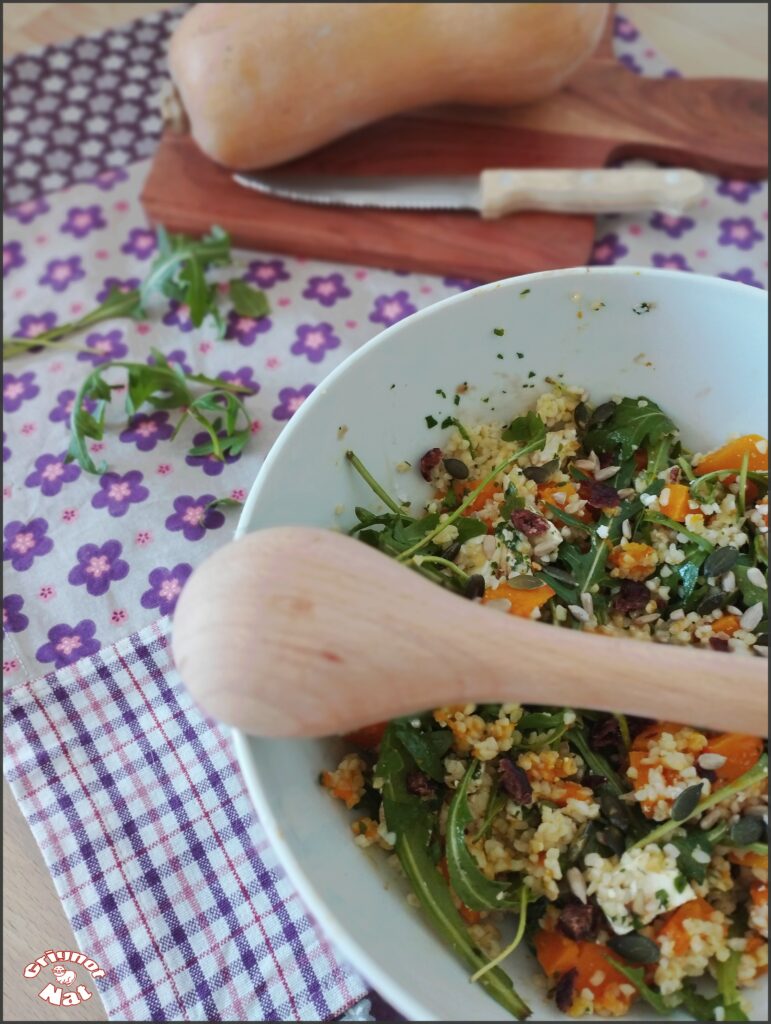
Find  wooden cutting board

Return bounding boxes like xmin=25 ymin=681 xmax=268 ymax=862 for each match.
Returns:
xmin=141 ymin=20 xmax=767 ymax=282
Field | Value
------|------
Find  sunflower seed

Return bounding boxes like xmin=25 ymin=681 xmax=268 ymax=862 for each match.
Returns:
xmin=697 ymin=753 xmax=727 ymax=770
xmin=747 ymin=566 xmax=768 ymax=590
xmin=622 ymin=519 xmax=632 ymax=540
xmin=566 ymin=867 xmax=588 ymax=904
xmin=740 ymin=602 xmax=764 ymax=632
xmin=568 ymin=605 xmax=590 ymax=623
xmin=595 ymin=464 xmax=622 ymax=482
xmin=722 ymin=571 xmax=736 ymax=593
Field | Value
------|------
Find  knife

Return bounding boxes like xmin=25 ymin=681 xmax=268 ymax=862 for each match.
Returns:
xmin=234 ymin=167 xmax=705 ymax=219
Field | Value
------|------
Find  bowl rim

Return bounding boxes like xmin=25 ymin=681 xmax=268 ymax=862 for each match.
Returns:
xmin=231 ymin=265 xmax=767 ymax=1020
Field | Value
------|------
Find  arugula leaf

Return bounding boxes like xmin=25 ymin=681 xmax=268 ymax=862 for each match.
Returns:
xmin=561 ymin=533 xmax=610 ymax=595
xmin=644 ymin=511 xmax=714 ymax=551
xmin=607 ymin=961 xmax=673 ymax=1016
xmin=669 ymin=831 xmax=715 ymax=884
xmin=502 ymin=411 xmax=546 ymax=448
xmin=715 ymin=952 xmax=750 ymax=1021
xmin=446 ymin=760 xmax=526 ymax=911
xmin=377 ymin=728 xmax=531 ymax=1020
xmin=65 ymin=359 xmax=252 ymax=474
xmin=569 ymin=724 xmax=626 ymax=797
xmin=735 ymin=563 xmax=768 ymax=612
xmin=229 ymin=279 xmax=271 ymax=319
xmin=674 ymin=546 xmax=709 ymax=604
xmin=607 ymin=479 xmax=664 ymax=540
xmin=454 ymin=516 xmax=488 ymax=545
xmin=585 ymin=396 xmax=677 ymax=461
xmin=391 ymin=722 xmax=453 ymax=783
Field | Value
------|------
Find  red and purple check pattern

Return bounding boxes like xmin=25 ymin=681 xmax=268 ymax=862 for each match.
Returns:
xmin=3 ymin=619 xmax=367 ymax=1021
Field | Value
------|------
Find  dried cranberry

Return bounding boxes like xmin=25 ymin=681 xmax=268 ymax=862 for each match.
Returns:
xmin=419 ymin=447 xmax=442 ymax=481
xmin=612 ymin=579 xmax=650 ymax=615
xmin=406 ymin=771 xmax=437 ymax=798
xmin=510 ymin=508 xmax=549 ymax=538
xmin=584 ymin=481 xmax=621 ymax=509
xmin=581 ymin=772 xmax=607 ymax=792
xmin=598 ymin=450 xmax=616 ymax=469
xmin=558 ymin=900 xmax=598 ymax=941
xmin=555 ymin=968 xmax=578 ymax=1013
xmin=497 ymin=758 xmax=533 ymax=805
xmin=627 ymin=715 xmax=654 ymax=741
xmin=590 ymin=716 xmax=623 ymax=755
xmin=709 ymin=636 xmax=731 ymax=653
xmin=669 ymin=466 xmax=681 ymax=483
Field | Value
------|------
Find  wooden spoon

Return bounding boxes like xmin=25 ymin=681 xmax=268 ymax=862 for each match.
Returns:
xmin=172 ymin=527 xmax=768 ymax=738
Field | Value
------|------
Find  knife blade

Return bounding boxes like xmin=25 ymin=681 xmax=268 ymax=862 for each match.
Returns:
xmin=234 ymin=167 xmax=705 ymax=219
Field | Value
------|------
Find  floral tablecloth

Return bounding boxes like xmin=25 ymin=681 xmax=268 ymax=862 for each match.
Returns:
xmin=2 ymin=8 xmax=767 ymax=1023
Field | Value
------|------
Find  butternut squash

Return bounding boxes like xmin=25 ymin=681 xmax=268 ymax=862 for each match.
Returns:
xmin=169 ymin=3 xmax=609 ymax=170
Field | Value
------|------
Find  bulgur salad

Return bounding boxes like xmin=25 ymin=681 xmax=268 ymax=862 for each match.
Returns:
xmin=322 ymin=384 xmax=768 ymax=1020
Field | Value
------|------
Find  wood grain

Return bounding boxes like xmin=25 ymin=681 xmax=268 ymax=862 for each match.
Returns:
xmin=172 ymin=527 xmax=769 ymax=739
xmin=142 ymin=59 xmax=767 ymax=280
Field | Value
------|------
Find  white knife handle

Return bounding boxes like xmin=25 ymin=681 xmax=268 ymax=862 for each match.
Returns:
xmin=479 ymin=168 xmax=705 ymax=219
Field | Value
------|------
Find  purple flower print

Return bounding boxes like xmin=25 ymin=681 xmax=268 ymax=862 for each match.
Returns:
xmin=121 ymin=227 xmax=158 ymax=260
xmin=25 ymin=452 xmax=81 ymax=497
xmin=185 ymin=431 xmax=242 ymax=476
xmin=649 ymin=212 xmax=695 ymax=239
xmin=3 ymin=240 xmax=25 ymax=278
xmin=3 ymin=594 xmax=28 ymax=634
xmin=369 ymin=291 xmax=417 ymax=328
xmin=663 ymin=69 xmax=683 ymax=79
xmin=302 ymin=273 xmax=351 ymax=307
xmin=162 ymin=300 xmax=195 ymax=332
xmin=61 ymin=204 xmax=106 ymax=238
xmin=3 ymin=432 xmax=9 ymax=463
xmin=443 ymin=276 xmax=480 ymax=292
xmin=77 ymin=329 xmax=128 ymax=366
xmin=15 ymin=311 xmax=57 ymax=340
xmin=91 ymin=168 xmax=129 ymax=191
xmin=4 ymin=518 xmax=54 ymax=572
xmin=39 ymin=255 xmax=85 ymax=292
xmin=718 ymin=217 xmax=764 ymax=251
xmin=716 ymin=180 xmax=763 ymax=205
xmin=165 ymin=495 xmax=225 ymax=542
xmin=140 ymin=563 xmax=193 ymax=616
xmin=36 ymin=620 xmax=100 ymax=669
xmin=719 ymin=267 xmax=765 ymax=289
xmin=6 ymin=196 xmax=50 ymax=223
xmin=618 ymin=53 xmax=643 ymax=75
xmin=49 ymin=388 xmax=96 ymax=427
xmin=92 ymin=471 xmax=149 ymax=518
xmin=96 ymin=276 xmax=140 ymax=303
xmin=652 ymin=253 xmax=693 ymax=272
xmin=273 ymin=384 xmax=315 ymax=422
xmin=590 ymin=233 xmax=629 ymax=265
xmin=225 ymin=310 xmax=272 ymax=346
xmin=148 ymin=349 xmax=192 ymax=375
xmin=218 ymin=366 xmax=260 ymax=395
xmin=68 ymin=540 xmax=129 ymax=597
xmin=291 ymin=323 xmax=341 ymax=364
xmin=613 ymin=14 xmax=639 ymax=41
xmin=119 ymin=411 xmax=174 ymax=452
xmin=244 ymin=258 xmax=290 ymax=289
xmin=4 ymin=371 xmax=39 ymax=413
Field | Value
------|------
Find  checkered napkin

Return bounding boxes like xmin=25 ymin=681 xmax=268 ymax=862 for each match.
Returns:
xmin=3 ymin=619 xmax=368 ymax=1021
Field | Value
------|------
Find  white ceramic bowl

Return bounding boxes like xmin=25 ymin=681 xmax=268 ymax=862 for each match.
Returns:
xmin=232 ymin=267 xmax=768 ymax=1021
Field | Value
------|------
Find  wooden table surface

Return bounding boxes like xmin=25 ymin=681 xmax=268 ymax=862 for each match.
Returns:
xmin=2 ymin=3 xmax=767 ymax=1021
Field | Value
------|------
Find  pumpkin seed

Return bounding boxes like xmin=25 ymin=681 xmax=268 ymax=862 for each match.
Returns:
xmin=522 ymin=459 xmax=559 ymax=483
xmin=730 ymin=815 xmax=766 ymax=847
xmin=588 ymin=401 xmax=616 ymax=427
xmin=574 ymin=402 xmax=590 ymax=431
xmin=597 ymin=826 xmax=625 ymax=856
xmin=671 ymin=782 xmax=704 ymax=822
xmin=540 ymin=565 xmax=578 ymax=586
xmin=697 ymin=590 xmax=725 ymax=616
xmin=443 ymin=540 xmax=461 ymax=561
xmin=506 ymin=576 xmax=547 ymax=590
xmin=464 ymin=574 xmax=486 ymax=600
xmin=608 ymin=933 xmax=661 ymax=965
xmin=703 ymin=546 xmax=740 ymax=579
xmin=600 ymin=792 xmax=630 ymax=832
xmin=443 ymin=457 xmax=469 ymax=480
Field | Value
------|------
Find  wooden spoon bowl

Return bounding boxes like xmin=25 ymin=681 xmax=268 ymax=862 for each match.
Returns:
xmin=172 ymin=527 xmax=768 ymax=738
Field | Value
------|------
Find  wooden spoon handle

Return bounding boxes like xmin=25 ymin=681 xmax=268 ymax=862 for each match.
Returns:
xmin=172 ymin=527 xmax=768 ymax=738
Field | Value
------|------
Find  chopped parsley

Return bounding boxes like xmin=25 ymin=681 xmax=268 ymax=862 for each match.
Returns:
xmin=520 ymin=288 xmax=531 ymax=297
xmin=425 ymin=415 xmax=437 ymax=429
xmin=493 ymin=327 xmax=505 ymax=336
xmin=435 ymin=388 xmax=446 ymax=399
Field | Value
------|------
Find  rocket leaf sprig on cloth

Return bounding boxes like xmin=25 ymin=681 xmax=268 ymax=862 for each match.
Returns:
xmin=3 ymin=226 xmax=269 ymax=359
